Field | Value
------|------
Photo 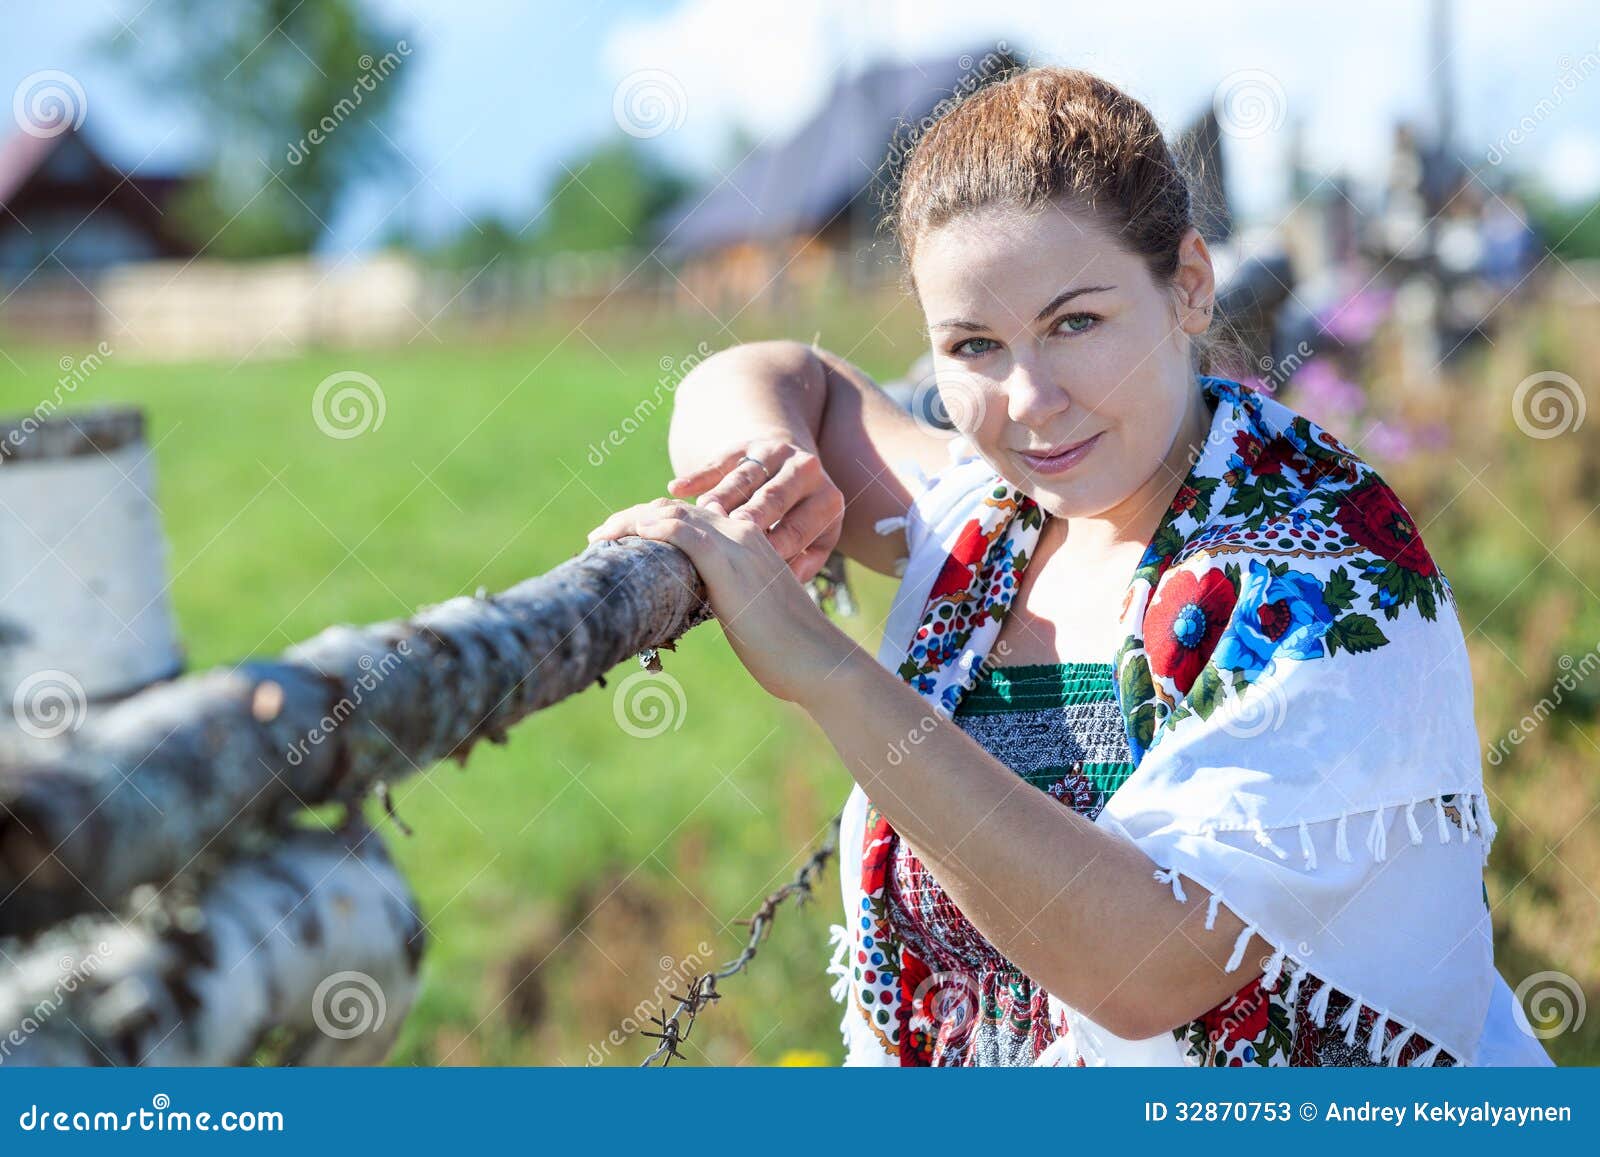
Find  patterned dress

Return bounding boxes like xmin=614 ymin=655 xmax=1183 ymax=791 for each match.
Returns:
xmin=885 ymin=661 xmax=1458 ymax=1067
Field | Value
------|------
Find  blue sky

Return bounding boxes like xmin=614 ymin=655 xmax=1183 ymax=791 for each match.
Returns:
xmin=5 ymin=0 xmax=1598 ymax=253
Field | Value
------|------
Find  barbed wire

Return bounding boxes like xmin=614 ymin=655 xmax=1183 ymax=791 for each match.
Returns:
xmin=639 ymin=811 xmax=842 ymax=1066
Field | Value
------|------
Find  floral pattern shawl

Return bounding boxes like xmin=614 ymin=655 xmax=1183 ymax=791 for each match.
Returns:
xmin=829 ymin=374 xmax=1548 ymax=1067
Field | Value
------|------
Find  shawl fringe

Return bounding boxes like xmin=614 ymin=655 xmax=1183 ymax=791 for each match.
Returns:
xmin=831 ymin=786 xmax=1487 ymax=1066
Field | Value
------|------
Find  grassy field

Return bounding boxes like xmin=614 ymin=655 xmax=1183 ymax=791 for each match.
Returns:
xmin=1 ymin=285 xmax=1595 ymax=1065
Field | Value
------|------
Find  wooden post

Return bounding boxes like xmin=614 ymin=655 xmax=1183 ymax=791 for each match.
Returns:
xmin=0 ymin=407 xmax=183 ymax=716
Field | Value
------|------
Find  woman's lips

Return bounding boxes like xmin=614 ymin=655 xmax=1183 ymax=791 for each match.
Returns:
xmin=1016 ymin=431 xmax=1103 ymax=475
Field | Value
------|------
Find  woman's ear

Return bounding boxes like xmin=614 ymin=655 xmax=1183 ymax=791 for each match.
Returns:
xmin=1172 ymin=227 xmax=1216 ymax=336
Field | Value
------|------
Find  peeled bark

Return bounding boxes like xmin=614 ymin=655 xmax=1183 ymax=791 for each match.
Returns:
xmin=0 ymin=825 xmax=423 ymax=1066
xmin=0 ymin=537 xmax=710 ymax=936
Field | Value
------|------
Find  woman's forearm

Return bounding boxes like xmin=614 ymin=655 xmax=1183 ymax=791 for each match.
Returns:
xmin=667 ymin=340 xmax=828 ymax=475
xmin=804 ymin=642 xmax=1264 ymax=1041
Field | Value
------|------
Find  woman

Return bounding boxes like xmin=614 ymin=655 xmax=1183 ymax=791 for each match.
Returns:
xmin=589 ymin=67 xmax=1549 ymax=1067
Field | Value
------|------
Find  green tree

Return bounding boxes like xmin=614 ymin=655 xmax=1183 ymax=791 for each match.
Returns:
xmin=110 ymin=0 xmax=411 ymax=257
xmin=524 ymin=137 xmax=689 ymax=256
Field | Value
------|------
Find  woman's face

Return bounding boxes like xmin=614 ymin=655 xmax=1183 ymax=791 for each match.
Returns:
xmin=911 ymin=199 xmax=1215 ymax=521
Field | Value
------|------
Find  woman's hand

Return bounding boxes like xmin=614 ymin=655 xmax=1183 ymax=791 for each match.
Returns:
xmin=665 ymin=437 xmax=845 ymax=583
xmin=586 ymin=499 xmax=860 ymax=703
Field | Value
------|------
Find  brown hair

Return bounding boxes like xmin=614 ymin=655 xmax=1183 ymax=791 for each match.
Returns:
xmin=886 ymin=65 xmax=1241 ymax=375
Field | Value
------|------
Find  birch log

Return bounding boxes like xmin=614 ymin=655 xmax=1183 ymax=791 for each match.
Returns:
xmin=0 ymin=537 xmax=710 ymax=936
xmin=0 ymin=406 xmax=183 ymax=704
xmin=0 ymin=825 xmax=423 ymax=1066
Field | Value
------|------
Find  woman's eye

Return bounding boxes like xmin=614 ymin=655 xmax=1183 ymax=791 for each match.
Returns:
xmin=951 ymin=337 xmax=998 ymax=357
xmin=1055 ymin=312 xmax=1098 ymax=335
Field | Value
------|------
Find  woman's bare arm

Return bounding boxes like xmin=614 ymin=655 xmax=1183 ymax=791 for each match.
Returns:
xmin=666 ymin=340 xmax=951 ymax=577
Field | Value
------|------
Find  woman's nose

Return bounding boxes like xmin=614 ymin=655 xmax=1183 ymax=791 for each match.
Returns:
xmin=1005 ymin=359 xmax=1072 ymax=427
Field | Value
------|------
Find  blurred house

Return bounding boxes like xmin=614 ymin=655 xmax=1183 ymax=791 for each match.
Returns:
xmin=653 ymin=44 xmax=1023 ymax=313
xmin=0 ymin=126 xmax=198 ymax=339
xmin=0 ymin=126 xmax=427 ymax=360
xmin=0 ymin=126 xmax=197 ymax=276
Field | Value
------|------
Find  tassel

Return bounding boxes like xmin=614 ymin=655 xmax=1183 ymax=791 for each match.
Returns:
xmin=1299 ymin=820 xmax=1317 ymax=870
xmin=1225 ymin=924 xmax=1256 ymax=972
xmin=1153 ymin=867 xmax=1187 ymax=903
xmin=1283 ymin=962 xmax=1309 ymax=1008
xmin=1335 ymin=811 xmax=1352 ymax=862
xmin=1367 ymin=1010 xmax=1389 ymax=1062
xmin=1405 ymin=801 xmax=1423 ymax=845
xmin=1250 ymin=820 xmax=1289 ymax=861
xmin=1261 ymin=946 xmax=1288 ymax=990
xmin=1385 ymin=1026 xmax=1417 ymax=1066
xmin=1460 ymin=792 xmax=1479 ymax=834
xmin=1337 ymin=995 xmax=1363 ymax=1045
xmin=1408 ymin=1043 xmax=1444 ymax=1067
xmin=1307 ymin=980 xmax=1333 ymax=1027
xmin=1204 ymin=893 xmax=1223 ymax=931
xmin=1435 ymin=795 xmax=1452 ymax=844
xmin=826 ymin=924 xmax=853 ymax=1004
xmin=1366 ymin=805 xmax=1388 ymax=862
xmin=874 ymin=515 xmax=909 ymax=536
xmin=1475 ymin=794 xmax=1498 ymax=850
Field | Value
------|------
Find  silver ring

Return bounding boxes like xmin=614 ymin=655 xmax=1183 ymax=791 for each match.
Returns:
xmin=739 ymin=454 xmax=772 ymax=481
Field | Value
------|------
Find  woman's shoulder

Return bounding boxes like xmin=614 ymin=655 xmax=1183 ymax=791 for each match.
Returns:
xmin=1182 ymin=377 xmax=1451 ymax=613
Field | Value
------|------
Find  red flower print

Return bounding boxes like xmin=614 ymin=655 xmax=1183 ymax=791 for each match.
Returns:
xmin=1257 ymin=598 xmax=1293 ymax=642
xmin=927 ymin=519 xmax=991 ymax=601
xmin=1144 ymin=566 xmax=1236 ymax=693
xmin=1234 ymin=430 xmax=1297 ymax=476
xmin=1200 ymin=977 xmax=1271 ymax=1048
xmin=1045 ymin=772 xmax=1098 ymax=814
xmin=1170 ymin=485 xmax=1199 ymax=515
xmin=1336 ymin=481 xmax=1437 ymax=577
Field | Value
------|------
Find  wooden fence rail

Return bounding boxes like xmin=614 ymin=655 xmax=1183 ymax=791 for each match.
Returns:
xmin=1 ymin=408 xmax=713 ymax=1063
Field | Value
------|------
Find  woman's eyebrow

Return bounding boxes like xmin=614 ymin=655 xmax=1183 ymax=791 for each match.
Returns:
xmin=928 ymin=284 xmax=1117 ymax=333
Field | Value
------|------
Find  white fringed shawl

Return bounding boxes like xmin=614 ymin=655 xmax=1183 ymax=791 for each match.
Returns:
xmin=828 ymin=376 xmax=1550 ymax=1067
